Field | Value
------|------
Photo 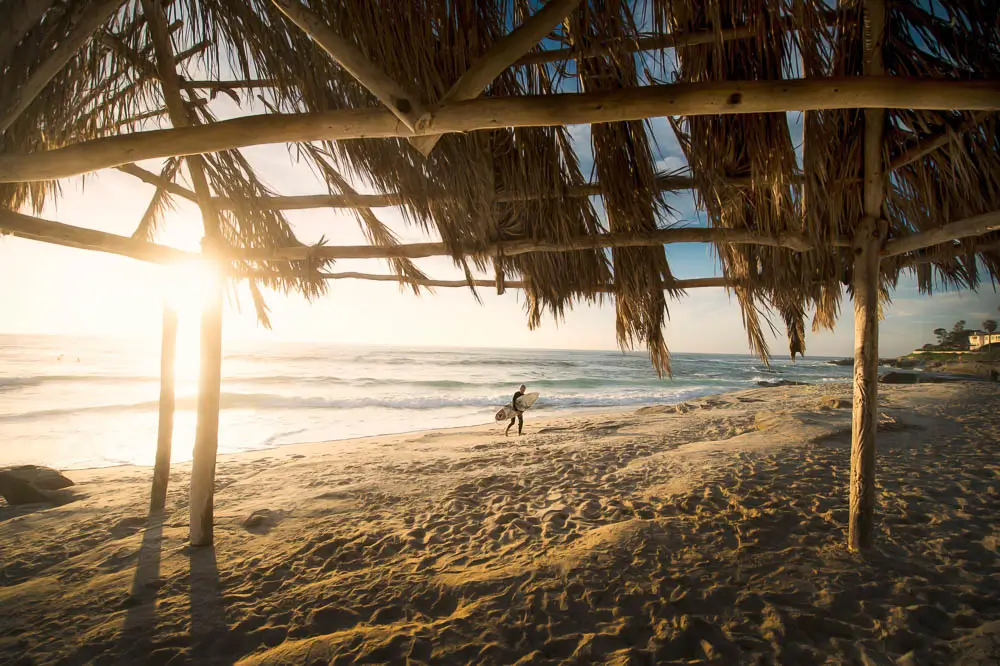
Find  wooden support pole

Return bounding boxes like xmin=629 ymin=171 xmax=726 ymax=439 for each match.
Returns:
xmin=150 ymin=304 xmax=177 ymax=512
xmin=0 ymin=0 xmax=125 ymax=134
xmin=191 ymin=255 xmax=223 ymax=545
xmin=140 ymin=0 xmax=224 ymax=547
xmin=269 ymin=0 xmax=426 ymax=132
xmin=882 ymin=209 xmax=1000 ymax=258
xmin=849 ymin=0 xmax=888 ymax=554
xmin=409 ymin=0 xmax=582 ymax=155
xmin=3 ymin=76 xmax=1000 ymax=183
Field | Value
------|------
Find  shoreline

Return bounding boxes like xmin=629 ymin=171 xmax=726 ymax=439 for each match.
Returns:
xmin=2 ymin=381 xmax=999 ymax=665
xmin=4 ymin=387 xmax=748 ymax=474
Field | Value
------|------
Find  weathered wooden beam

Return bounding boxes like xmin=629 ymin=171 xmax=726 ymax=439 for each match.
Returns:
xmin=849 ymin=0 xmax=887 ymax=554
xmin=882 ymin=209 xmax=1000 ymax=258
xmin=180 ymin=79 xmax=278 ymax=91
xmin=100 ymin=31 xmax=160 ymax=79
xmin=513 ymin=10 xmax=842 ymax=67
xmin=116 ymin=163 xmax=199 ymax=202
xmin=0 ymin=0 xmax=126 ymax=134
xmin=0 ymin=207 xmax=196 ymax=263
xmin=175 ymin=39 xmax=210 ymax=63
xmin=141 ymin=0 xmax=224 ymax=548
xmin=410 ymin=0 xmax=582 ymax=156
xmin=105 ymin=98 xmax=209 ymax=132
xmin=233 ymin=227 xmax=823 ymax=263
xmin=239 ymin=269 xmax=731 ymax=291
xmin=120 ymin=162 xmax=698 ymax=210
xmin=894 ymin=240 xmax=1000 ymax=269
xmin=3 ymin=77 xmax=998 ymax=183
xmin=213 ymin=173 xmax=700 ymax=210
xmin=889 ymin=111 xmax=993 ymax=170
xmin=330 ymin=272 xmax=730 ymax=291
xmin=269 ymin=0 xmax=426 ymax=132
xmin=150 ymin=304 xmax=177 ymax=513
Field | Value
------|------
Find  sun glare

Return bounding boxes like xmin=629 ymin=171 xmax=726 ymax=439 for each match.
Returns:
xmin=158 ymin=259 xmax=222 ymax=387
xmin=160 ymin=259 xmax=220 ymax=318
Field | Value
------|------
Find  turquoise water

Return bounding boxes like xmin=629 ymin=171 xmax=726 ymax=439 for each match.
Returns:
xmin=0 ymin=334 xmax=853 ymax=469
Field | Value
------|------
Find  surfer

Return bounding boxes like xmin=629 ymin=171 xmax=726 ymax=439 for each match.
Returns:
xmin=506 ymin=384 xmax=527 ymax=437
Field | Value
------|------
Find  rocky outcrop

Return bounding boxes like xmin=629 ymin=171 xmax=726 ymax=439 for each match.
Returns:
xmin=756 ymin=380 xmax=809 ymax=388
xmin=0 ymin=466 xmax=74 ymax=505
xmin=879 ymin=371 xmax=981 ymax=384
xmin=827 ymin=357 xmax=920 ymax=368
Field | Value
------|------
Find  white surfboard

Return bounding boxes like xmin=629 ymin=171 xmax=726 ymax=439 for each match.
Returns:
xmin=495 ymin=392 xmax=539 ymax=422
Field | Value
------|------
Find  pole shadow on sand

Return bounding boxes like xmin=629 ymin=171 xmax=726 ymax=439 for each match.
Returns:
xmin=119 ymin=511 xmax=165 ymax=658
xmin=116 ymin=512 xmax=229 ymax=663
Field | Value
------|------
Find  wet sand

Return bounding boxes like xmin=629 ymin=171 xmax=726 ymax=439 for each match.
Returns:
xmin=1 ymin=382 xmax=998 ymax=665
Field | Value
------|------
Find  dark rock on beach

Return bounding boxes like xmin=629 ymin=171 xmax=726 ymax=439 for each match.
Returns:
xmin=879 ymin=371 xmax=983 ymax=384
xmin=2 ymin=465 xmax=74 ymax=491
xmin=827 ymin=357 xmax=920 ymax=368
xmin=0 ymin=466 xmax=73 ymax=505
xmin=756 ymin=379 xmax=809 ymax=388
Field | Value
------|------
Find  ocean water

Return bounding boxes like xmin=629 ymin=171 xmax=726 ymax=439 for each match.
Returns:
xmin=0 ymin=334 xmax=854 ymax=470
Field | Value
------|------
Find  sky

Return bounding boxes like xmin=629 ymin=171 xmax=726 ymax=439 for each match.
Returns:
xmin=2 ymin=17 xmax=999 ymax=361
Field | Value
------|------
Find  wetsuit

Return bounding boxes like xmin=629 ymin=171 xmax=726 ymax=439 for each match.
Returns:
xmin=506 ymin=390 xmax=524 ymax=436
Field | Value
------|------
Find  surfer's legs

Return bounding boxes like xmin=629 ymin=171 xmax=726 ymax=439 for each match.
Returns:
xmin=517 ymin=413 xmax=523 ymax=435
xmin=505 ymin=417 xmax=516 ymax=437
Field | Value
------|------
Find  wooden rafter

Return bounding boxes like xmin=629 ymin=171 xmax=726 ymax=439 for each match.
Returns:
xmin=514 ymin=10 xmax=842 ymax=67
xmin=8 ymin=206 xmax=999 ymax=282
xmin=180 ymin=79 xmax=278 ymax=91
xmin=175 ymin=39 xmax=210 ymax=63
xmin=92 ymin=11 xmax=838 ymax=91
xmin=232 ymin=227 xmax=827 ymax=263
xmin=889 ymin=111 xmax=994 ymax=170
xmin=882 ymin=209 xmax=1000 ymax=258
xmin=241 ymin=270 xmax=731 ymax=292
xmin=410 ymin=0 xmax=582 ymax=156
xmin=3 ymin=77 xmax=999 ymax=183
xmin=0 ymin=0 xmax=125 ymax=134
xmin=116 ymin=163 xmax=198 ymax=202
xmin=0 ymin=207 xmax=195 ymax=263
xmin=269 ymin=0 xmax=426 ymax=132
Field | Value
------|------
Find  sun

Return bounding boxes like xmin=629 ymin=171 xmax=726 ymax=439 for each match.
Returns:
xmin=157 ymin=258 xmax=223 ymax=386
xmin=160 ymin=258 xmax=220 ymax=319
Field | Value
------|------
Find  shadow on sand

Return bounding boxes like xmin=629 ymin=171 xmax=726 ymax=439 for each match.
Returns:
xmin=188 ymin=542 xmax=230 ymax=661
xmin=117 ymin=510 xmax=165 ymax=660
xmin=112 ymin=511 xmax=230 ymax=664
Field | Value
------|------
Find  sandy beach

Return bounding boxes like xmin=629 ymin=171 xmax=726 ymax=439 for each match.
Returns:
xmin=1 ymin=381 xmax=999 ymax=665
